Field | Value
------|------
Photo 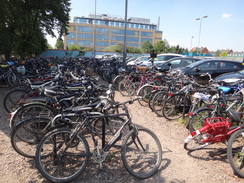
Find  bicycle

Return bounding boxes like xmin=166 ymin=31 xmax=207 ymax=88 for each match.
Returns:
xmin=227 ymin=126 xmax=244 ymax=178
xmin=35 ymin=90 xmax=162 ymax=182
xmin=184 ymin=109 xmax=244 ymax=151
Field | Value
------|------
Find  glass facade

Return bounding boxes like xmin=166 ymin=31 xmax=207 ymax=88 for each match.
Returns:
xmin=78 ymin=33 xmax=92 ymax=39
xmin=78 ymin=26 xmax=93 ymax=32
xmin=65 ymin=15 xmax=162 ymax=50
xmin=78 ymin=40 xmax=92 ymax=46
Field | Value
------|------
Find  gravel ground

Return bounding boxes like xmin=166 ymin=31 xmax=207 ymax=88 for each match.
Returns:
xmin=0 ymin=77 xmax=243 ymax=183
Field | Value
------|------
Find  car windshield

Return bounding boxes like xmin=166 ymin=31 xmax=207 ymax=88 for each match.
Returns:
xmin=185 ymin=60 xmax=206 ymax=68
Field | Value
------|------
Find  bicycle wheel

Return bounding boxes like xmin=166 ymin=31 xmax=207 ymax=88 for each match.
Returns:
xmin=112 ymin=75 xmax=125 ymax=90
xmin=121 ymin=127 xmax=162 ymax=179
xmin=3 ymin=89 xmax=28 ymax=113
xmin=137 ymin=85 xmax=154 ymax=107
xmin=118 ymin=79 xmax=131 ymax=96
xmin=183 ymin=128 xmax=211 ymax=151
xmin=7 ymin=74 xmax=22 ymax=86
xmin=188 ymin=108 xmax=214 ymax=132
xmin=227 ymin=128 xmax=244 ymax=178
xmin=162 ymin=93 xmax=191 ymax=120
xmin=35 ymin=128 xmax=90 ymax=183
xmin=151 ymin=90 xmax=168 ymax=117
xmin=9 ymin=103 xmax=55 ymax=129
xmin=11 ymin=117 xmax=50 ymax=158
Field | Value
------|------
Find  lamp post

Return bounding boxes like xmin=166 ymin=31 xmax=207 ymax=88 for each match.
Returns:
xmin=123 ymin=0 xmax=128 ymax=66
xmin=190 ymin=36 xmax=194 ymax=52
xmin=93 ymin=0 xmax=97 ymax=60
xmin=196 ymin=15 xmax=207 ymax=55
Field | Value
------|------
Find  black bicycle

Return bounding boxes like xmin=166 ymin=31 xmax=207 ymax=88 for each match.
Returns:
xmin=35 ymin=88 xmax=162 ymax=182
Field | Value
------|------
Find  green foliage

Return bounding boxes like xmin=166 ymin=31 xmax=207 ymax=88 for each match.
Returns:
xmin=47 ymin=44 xmax=53 ymax=49
xmin=0 ymin=0 xmax=71 ymax=59
xmin=153 ymin=40 xmax=167 ymax=53
xmin=103 ymin=44 xmax=141 ymax=54
xmin=221 ymin=51 xmax=227 ymax=57
xmin=141 ymin=41 xmax=153 ymax=53
xmin=55 ymin=37 xmax=64 ymax=49
xmin=215 ymin=49 xmax=221 ymax=57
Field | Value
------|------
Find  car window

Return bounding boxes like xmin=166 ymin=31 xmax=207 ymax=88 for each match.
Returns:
xmin=184 ymin=59 xmax=195 ymax=65
xmin=157 ymin=55 xmax=165 ymax=61
xmin=198 ymin=61 xmax=218 ymax=70
xmin=169 ymin=59 xmax=181 ymax=65
xmin=219 ymin=61 xmax=240 ymax=69
xmin=141 ymin=57 xmax=150 ymax=61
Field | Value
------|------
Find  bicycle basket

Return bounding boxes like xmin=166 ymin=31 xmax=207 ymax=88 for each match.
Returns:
xmin=205 ymin=117 xmax=226 ymax=125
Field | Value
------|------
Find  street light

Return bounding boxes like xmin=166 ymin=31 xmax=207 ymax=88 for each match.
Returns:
xmin=190 ymin=36 xmax=194 ymax=51
xmin=196 ymin=15 xmax=207 ymax=55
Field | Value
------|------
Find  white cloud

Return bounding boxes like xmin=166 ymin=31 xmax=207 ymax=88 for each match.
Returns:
xmin=222 ymin=13 xmax=232 ymax=18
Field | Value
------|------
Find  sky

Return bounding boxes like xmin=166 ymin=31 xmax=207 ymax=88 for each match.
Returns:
xmin=47 ymin=0 xmax=244 ymax=52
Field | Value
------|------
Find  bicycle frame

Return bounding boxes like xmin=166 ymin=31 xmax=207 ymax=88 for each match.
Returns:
xmin=186 ymin=117 xmax=243 ymax=145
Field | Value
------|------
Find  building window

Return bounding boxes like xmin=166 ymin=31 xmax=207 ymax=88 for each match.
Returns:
xmin=111 ymin=35 xmax=124 ymax=41
xmin=96 ymin=28 xmax=109 ymax=34
xmin=95 ymin=41 xmax=109 ymax=47
xmin=141 ymin=31 xmax=152 ymax=37
xmin=127 ymin=30 xmax=135 ymax=36
xmin=78 ymin=18 xmax=88 ymax=24
xmin=127 ymin=37 xmax=139 ymax=42
xmin=67 ymin=39 xmax=76 ymax=45
xmin=78 ymin=40 xmax=92 ymax=46
xmin=96 ymin=34 xmax=109 ymax=40
xmin=111 ymin=29 xmax=124 ymax=35
xmin=141 ymin=38 xmax=152 ymax=43
xmin=73 ymin=26 xmax=76 ymax=31
xmin=67 ymin=32 xmax=76 ymax=38
xmin=78 ymin=26 xmax=93 ymax=32
xmin=78 ymin=33 xmax=93 ymax=39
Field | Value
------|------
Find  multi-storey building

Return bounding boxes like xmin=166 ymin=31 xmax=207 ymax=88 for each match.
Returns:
xmin=64 ymin=13 xmax=163 ymax=51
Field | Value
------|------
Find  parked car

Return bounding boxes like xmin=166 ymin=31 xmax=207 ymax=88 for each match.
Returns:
xmin=156 ymin=57 xmax=202 ymax=72
xmin=215 ymin=69 xmax=244 ymax=83
xmin=175 ymin=59 xmax=244 ymax=85
xmin=137 ymin=53 xmax=184 ymax=67
xmin=127 ymin=55 xmax=150 ymax=65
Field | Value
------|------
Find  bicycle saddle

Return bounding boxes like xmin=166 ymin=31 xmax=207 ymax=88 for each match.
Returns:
xmin=228 ymin=109 xmax=242 ymax=123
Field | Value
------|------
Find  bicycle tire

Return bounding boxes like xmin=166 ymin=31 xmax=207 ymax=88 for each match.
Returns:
xmin=162 ymin=93 xmax=191 ymax=120
xmin=151 ymin=90 xmax=168 ymax=117
xmin=112 ymin=75 xmax=125 ymax=90
xmin=35 ymin=128 xmax=90 ymax=183
xmin=7 ymin=74 xmax=22 ymax=86
xmin=137 ymin=85 xmax=154 ymax=107
xmin=11 ymin=117 xmax=50 ymax=158
xmin=121 ymin=127 xmax=162 ymax=179
xmin=3 ymin=88 xmax=28 ymax=113
xmin=118 ymin=79 xmax=130 ymax=96
xmin=183 ymin=127 xmax=211 ymax=151
xmin=188 ymin=108 xmax=214 ymax=132
xmin=9 ymin=102 xmax=55 ymax=129
xmin=227 ymin=128 xmax=244 ymax=178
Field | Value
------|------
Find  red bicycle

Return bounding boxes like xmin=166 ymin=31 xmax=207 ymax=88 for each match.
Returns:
xmin=184 ymin=109 xmax=243 ymax=151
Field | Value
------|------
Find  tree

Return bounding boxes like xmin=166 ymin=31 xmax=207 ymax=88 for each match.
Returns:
xmin=55 ymin=37 xmax=64 ymax=49
xmin=215 ymin=49 xmax=221 ymax=57
xmin=153 ymin=40 xmax=168 ymax=53
xmin=0 ymin=0 xmax=71 ymax=59
xmin=141 ymin=41 xmax=153 ymax=53
xmin=221 ymin=51 xmax=227 ymax=57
